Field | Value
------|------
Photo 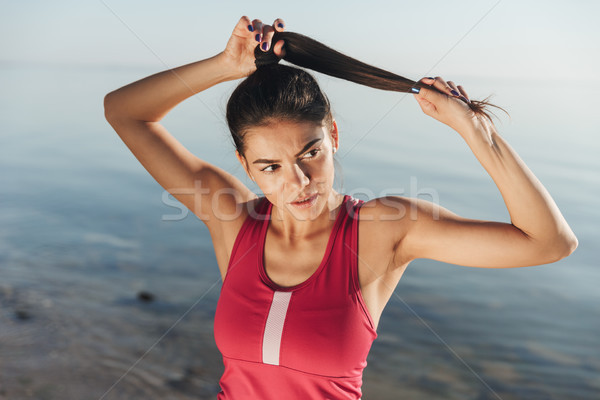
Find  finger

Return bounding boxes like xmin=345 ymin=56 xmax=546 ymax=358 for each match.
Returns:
xmin=273 ymin=18 xmax=285 ymax=32
xmin=251 ymin=19 xmax=264 ymax=43
xmin=447 ymin=81 xmax=461 ymax=98
xmin=413 ymin=93 xmax=437 ymax=116
xmin=415 ymin=77 xmax=454 ymax=104
xmin=260 ymin=25 xmax=275 ymax=52
xmin=411 ymin=77 xmax=435 ymax=94
xmin=457 ymin=85 xmax=470 ymax=101
xmin=417 ymin=77 xmax=434 ymax=86
xmin=419 ymin=77 xmax=435 ymax=86
xmin=450 ymin=82 xmax=470 ymax=104
xmin=238 ymin=16 xmax=255 ymax=35
xmin=447 ymin=81 xmax=458 ymax=92
xmin=273 ymin=39 xmax=286 ymax=58
xmin=431 ymin=76 xmax=454 ymax=97
xmin=414 ymin=83 xmax=447 ymax=107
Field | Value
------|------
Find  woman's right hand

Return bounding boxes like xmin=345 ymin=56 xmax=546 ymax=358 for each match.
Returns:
xmin=219 ymin=16 xmax=287 ymax=80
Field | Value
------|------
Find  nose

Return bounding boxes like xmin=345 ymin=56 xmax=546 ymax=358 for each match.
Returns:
xmin=286 ymin=162 xmax=310 ymax=190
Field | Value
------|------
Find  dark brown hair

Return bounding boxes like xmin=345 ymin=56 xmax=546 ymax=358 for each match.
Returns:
xmin=226 ymin=30 xmax=502 ymax=157
xmin=226 ymin=63 xmax=333 ymax=157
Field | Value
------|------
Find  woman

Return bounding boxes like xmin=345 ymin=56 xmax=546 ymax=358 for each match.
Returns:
xmin=104 ymin=16 xmax=577 ymax=400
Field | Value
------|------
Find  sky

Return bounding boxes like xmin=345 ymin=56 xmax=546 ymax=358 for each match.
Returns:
xmin=1 ymin=0 xmax=598 ymax=82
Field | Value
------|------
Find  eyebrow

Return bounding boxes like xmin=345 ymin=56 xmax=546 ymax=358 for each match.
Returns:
xmin=252 ymin=138 xmax=323 ymax=165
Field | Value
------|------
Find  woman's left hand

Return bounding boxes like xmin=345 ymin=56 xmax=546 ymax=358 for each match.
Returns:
xmin=413 ymin=77 xmax=478 ymax=134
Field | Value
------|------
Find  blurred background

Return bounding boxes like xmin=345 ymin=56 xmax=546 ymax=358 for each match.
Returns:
xmin=1 ymin=1 xmax=598 ymax=399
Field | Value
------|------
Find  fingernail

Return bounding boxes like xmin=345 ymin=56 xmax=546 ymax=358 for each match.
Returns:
xmin=427 ymin=77 xmax=435 ymax=80
xmin=247 ymin=25 xmax=254 ymax=32
xmin=255 ymin=34 xmax=261 ymax=42
xmin=262 ymin=41 xmax=269 ymax=51
xmin=451 ymin=89 xmax=460 ymax=97
xmin=410 ymin=87 xmax=420 ymax=94
xmin=277 ymin=23 xmax=284 ymax=28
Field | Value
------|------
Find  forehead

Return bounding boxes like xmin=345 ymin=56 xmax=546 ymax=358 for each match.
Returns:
xmin=244 ymin=120 xmax=327 ymax=156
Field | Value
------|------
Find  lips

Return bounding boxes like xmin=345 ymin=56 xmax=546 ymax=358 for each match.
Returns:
xmin=291 ymin=193 xmax=317 ymax=204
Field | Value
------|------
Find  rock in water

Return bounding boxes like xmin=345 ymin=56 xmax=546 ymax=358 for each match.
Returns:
xmin=15 ymin=309 xmax=32 ymax=320
xmin=137 ymin=291 xmax=155 ymax=303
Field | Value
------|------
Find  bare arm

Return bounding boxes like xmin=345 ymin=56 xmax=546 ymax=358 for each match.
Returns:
xmin=103 ymin=16 xmax=287 ymax=277
xmin=385 ymin=77 xmax=577 ymax=268
xmin=103 ymin=52 xmax=255 ymax=229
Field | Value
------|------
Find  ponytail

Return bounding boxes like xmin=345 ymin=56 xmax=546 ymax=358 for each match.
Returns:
xmin=254 ymin=30 xmax=504 ymax=123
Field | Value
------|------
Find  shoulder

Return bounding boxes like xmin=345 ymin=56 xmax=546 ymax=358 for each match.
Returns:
xmin=354 ymin=195 xmax=415 ymax=224
xmin=209 ymin=196 xmax=266 ymax=252
xmin=211 ymin=195 xmax=265 ymax=240
xmin=349 ymin=195 xmax=413 ymax=249
xmin=209 ymin=196 xmax=265 ymax=277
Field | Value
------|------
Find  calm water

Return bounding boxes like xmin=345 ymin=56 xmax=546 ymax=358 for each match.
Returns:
xmin=1 ymin=64 xmax=599 ymax=399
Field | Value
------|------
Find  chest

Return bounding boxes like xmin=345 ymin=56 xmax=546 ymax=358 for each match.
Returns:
xmin=262 ymin=221 xmax=409 ymax=331
xmin=262 ymin=231 xmax=330 ymax=288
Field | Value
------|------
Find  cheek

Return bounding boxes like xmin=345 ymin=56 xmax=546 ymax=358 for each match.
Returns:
xmin=256 ymin=176 xmax=278 ymax=189
xmin=257 ymin=174 xmax=287 ymax=194
xmin=312 ymin=157 xmax=334 ymax=180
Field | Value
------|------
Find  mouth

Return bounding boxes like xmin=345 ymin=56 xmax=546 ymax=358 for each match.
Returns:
xmin=289 ymin=193 xmax=319 ymax=208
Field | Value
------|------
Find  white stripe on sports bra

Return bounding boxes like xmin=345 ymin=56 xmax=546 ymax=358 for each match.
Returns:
xmin=262 ymin=290 xmax=292 ymax=365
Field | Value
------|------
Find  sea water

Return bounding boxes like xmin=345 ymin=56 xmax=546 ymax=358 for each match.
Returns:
xmin=1 ymin=64 xmax=598 ymax=399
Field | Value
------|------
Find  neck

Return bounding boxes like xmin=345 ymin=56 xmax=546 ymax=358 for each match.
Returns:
xmin=270 ymin=191 xmax=344 ymax=244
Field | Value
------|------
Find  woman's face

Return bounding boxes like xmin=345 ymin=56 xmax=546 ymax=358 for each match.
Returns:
xmin=237 ymin=119 xmax=339 ymax=221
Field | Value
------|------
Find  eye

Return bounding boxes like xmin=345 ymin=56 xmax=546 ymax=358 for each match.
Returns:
xmin=301 ymin=148 xmax=321 ymax=159
xmin=261 ymin=164 xmax=280 ymax=173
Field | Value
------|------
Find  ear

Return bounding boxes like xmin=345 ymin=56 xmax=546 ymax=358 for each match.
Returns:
xmin=330 ymin=119 xmax=339 ymax=151
xmin=236 ymin=150 xmax=254 ymax=181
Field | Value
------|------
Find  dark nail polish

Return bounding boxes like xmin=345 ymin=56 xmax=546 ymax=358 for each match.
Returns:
xmin=278 ymin=23 xmax=284 ymax=28
xmin=427 ymin=77 xmax=435 ymax=80
xmin=410 ymin=87 xmax=420 ymax=94
xmin=451 ymin=89 xmax=460 ymax=97
xmin=247 ymin=25 xmax=254 ymax=32
xmin=255 ymin=34 xmax=261 ymax=42
xmin=262 ymin=42 xmax=269 ymax=51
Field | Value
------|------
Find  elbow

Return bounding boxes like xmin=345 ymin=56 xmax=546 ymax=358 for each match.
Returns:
xmin=547 ymin=233 xmax=578 ymax=262
xmin=103 ymin=91 xmax=119 ymax=123
xmin=103 ymin=92 xmax=113 ymax=122
xmin=561 ymin=233 xmax=579 ymax=258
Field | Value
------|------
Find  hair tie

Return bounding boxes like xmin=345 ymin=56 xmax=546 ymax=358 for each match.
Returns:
xmin=254 ymin=31 xmax=284 ymax=67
